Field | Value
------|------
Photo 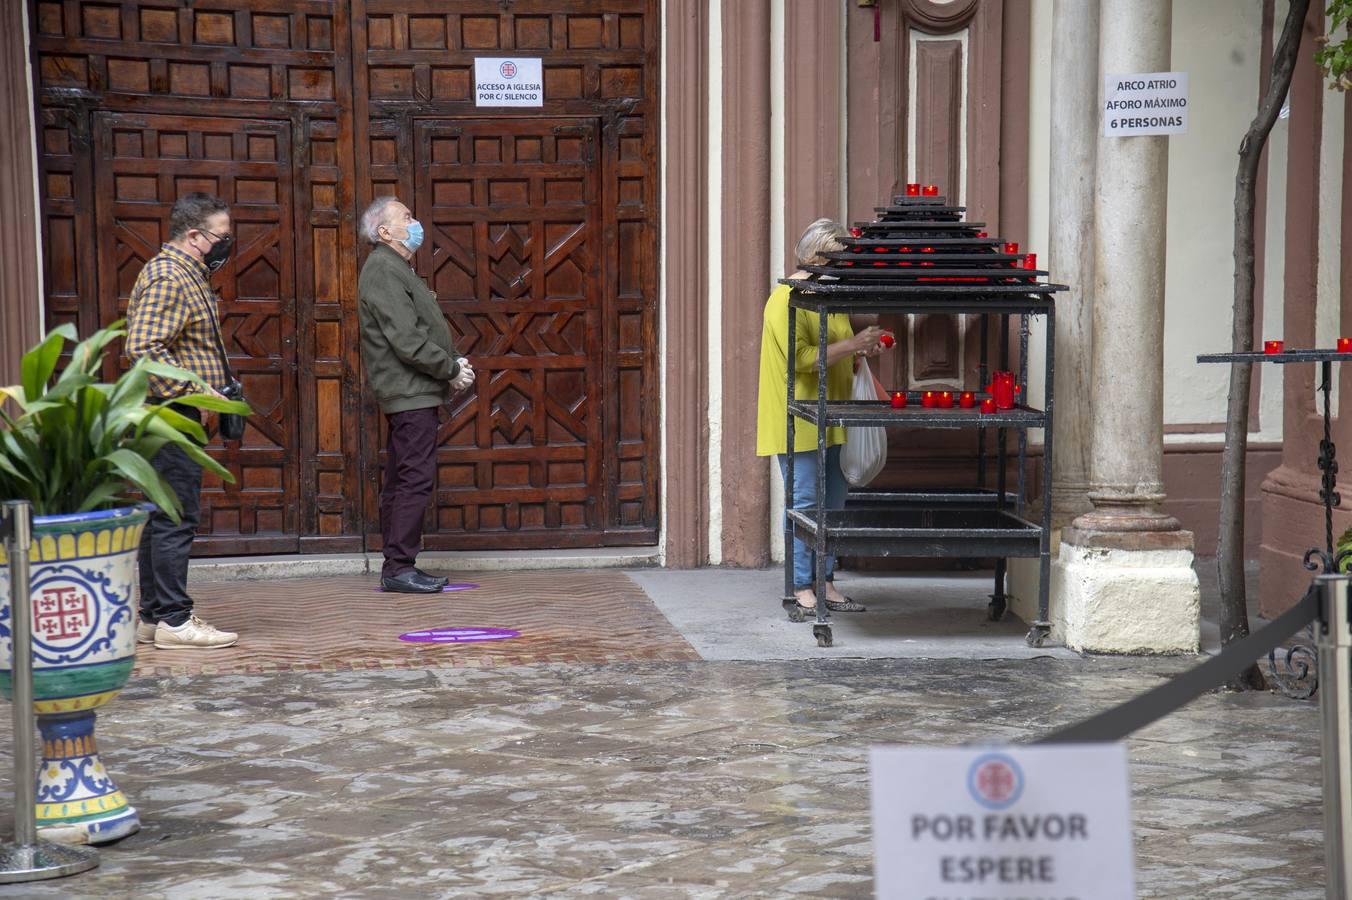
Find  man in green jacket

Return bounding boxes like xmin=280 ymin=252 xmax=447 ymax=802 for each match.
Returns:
xmin=358 ymin=196 xmax=475 ymax=593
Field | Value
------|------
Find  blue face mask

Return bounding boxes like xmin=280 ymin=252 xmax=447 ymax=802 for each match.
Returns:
xmin=400 ymin=220 xmax=424 ymax=253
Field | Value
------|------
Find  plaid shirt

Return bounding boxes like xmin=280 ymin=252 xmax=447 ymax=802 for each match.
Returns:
xmin=125 ymin=244 xmax=227 ymax=400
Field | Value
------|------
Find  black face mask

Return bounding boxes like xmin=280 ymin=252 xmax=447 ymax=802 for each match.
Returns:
xmin=201 ymin=231 xmax=233 ymax=273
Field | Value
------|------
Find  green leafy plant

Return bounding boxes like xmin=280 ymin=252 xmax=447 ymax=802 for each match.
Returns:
xmin=1338 ymin=526 xmax=1352 ymax=573
xmin=1316 ymin=0 xmax=1352 ymax=91
xmin=0 ymin=322 xmax=250 ymax=521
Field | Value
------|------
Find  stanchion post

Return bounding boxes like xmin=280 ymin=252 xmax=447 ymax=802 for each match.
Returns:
xmin=0 ymin=501 xmax=99 ymax=882
xmin=1317 ymin=573 xmax=1351 ymax=899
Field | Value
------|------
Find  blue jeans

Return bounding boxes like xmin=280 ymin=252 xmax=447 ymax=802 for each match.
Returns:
xmin=778 ymin=445 xmax=848 ymax=590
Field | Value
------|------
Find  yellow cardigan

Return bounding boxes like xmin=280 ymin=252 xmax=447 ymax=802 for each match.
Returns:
xmin=755 ymin=283 xmax=855 ymax=456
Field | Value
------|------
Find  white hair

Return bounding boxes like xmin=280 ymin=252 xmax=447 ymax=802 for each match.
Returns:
xmin=789 ymin=217 xmax=843 ymax=266
xmin=359 ymin=196 xmax=403 ymax=245
xmin=795 ymin=218 xmax=848 ymax=267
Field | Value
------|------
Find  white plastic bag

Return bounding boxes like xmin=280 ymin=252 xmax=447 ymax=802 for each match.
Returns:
xmin=840 ymin=360 xmax=888 ymax=486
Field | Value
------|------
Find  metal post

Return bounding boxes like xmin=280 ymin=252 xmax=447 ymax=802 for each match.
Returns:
xmin=1318 ymin=573 xmax=1351 ymax=899
xmin=0 ymin=501 xmax=99 ymax=882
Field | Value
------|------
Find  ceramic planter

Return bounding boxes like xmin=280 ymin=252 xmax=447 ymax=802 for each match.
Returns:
xmin=0 ymin=505 xmax=149 ymax=845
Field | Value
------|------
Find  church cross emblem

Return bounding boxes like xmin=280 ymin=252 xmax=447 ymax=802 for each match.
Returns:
xmin=968 ymin=753 xmax=1024 ymax=809
xmin=977 ymin=762 xmax=1016 ymax=802
xmin=34 ymin=586 xmax=92 ymax=642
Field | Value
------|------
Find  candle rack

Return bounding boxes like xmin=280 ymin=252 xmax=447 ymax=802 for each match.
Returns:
xmin=783 ymin=193 xmax=1065 ymax=648
xmin=1197 ymin=347 xmax=1352 ymax=698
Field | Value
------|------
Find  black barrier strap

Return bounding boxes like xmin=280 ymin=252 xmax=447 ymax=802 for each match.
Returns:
xmin=1037 ymin=584 xmax=1323 ymax=744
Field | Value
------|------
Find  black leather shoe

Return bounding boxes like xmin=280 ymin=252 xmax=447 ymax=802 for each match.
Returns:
xmin=382 ymin=572 xmax=443 ymax=594
xmin=414 ymin=568 xmax=450 ymax=587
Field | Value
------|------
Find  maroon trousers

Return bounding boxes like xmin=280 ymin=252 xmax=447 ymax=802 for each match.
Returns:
xmin=380 ymin=406 xmax=439 ymax=578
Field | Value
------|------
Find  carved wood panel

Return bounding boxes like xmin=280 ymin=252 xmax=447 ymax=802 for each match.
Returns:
xmin=29 ymin=0 xmax=363 ymax=554
xmin=28 ymin=0 xmax=656 ymax=552
xmin=92 ymin=112 xmax=299 ymax=548
xmin=353 ymin=0 xmax=659 ymax=550
xmin=868 ymin=0 xmax=1016 ymax=484
xmin=410 ymin=118 xmax=602 ymax=545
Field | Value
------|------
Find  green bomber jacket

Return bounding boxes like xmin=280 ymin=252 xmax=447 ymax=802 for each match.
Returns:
xmin=357 ymin=243 xmax=462 ymax=414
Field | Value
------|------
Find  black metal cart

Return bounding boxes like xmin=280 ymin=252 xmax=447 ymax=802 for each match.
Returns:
xmin=780 ymin=194 xmax=1064 ymax=648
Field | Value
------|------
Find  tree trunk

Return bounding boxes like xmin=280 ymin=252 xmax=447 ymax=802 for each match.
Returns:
xmin=1219 ymin=0 xmax=1311 ymax=691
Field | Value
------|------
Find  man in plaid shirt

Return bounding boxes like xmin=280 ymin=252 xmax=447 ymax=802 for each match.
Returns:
xmin=125 ymin=193 xmax=239 ymax=650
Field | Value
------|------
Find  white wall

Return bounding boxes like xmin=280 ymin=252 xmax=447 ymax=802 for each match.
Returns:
xmin=1161 ymin=0 xmax=1266 ymax=435
xmin=1026 ymin=0 xmax=1274 ymax=441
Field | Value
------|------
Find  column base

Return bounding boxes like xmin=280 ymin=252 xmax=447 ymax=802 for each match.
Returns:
xmin=1050 ymin=526 xmax=1200 ymax=654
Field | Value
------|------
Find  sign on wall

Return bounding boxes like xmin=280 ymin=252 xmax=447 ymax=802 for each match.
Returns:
xmin=1103 ymin=72 xmax=1189 ymax=137
xmin=870 ymin=744 xmax=1136 ymax=899
xmin=475 ymin=58 xmax=544 ymax=107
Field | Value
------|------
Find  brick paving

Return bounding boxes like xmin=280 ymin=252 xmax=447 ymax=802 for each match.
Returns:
xmin=133 ymin=572 xmax=700 ymax=677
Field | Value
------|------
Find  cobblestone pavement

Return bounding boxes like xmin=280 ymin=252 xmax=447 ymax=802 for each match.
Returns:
xmin=0 ymin=656 xmax=1323 ymax=899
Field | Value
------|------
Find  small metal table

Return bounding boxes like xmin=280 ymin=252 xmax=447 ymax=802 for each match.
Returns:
xmin=1197 ymin=348 xmax=1352 ymax=697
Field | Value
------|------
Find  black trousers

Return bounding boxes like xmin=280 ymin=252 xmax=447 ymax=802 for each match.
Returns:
xmin=380 ymin=406 xmax=439 ymax=578
xmin=138 ymin=406 xmax=203 ymax=627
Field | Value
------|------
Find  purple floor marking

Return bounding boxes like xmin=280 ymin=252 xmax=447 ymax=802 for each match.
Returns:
xmin=398 ymin=627 xmax=520 ymax=644
xmin=375 ymin=583 xmax=480 ymax=593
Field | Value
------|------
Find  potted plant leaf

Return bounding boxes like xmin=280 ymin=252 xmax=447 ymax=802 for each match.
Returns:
xmin=0 ymin=321 xmax=249 ymax=844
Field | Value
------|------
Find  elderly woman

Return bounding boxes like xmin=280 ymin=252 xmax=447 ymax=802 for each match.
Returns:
xmin=757 ymin=218 xmax=886 ymax=616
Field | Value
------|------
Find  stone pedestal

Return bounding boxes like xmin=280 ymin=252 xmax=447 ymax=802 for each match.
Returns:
xmin=1054 ymin=521 xmax=1200 ymax=654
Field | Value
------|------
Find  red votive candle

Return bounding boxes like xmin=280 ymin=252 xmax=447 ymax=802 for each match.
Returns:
xmin=959 ymin=391 xmax=976 ymax=409
xmin=923 ymin=185 xmax=939 ymax=196
xmin=1003 ymin=242 xmax=1019 ymax=256
xmin=1023 ymin=253 xmax=1037 ymax=270
xmin=938 ymin=391 xmax=954 ymax=409
xmin=922 ymin=391 xmax=937 ymax=409
xmin=980 ymin=398 xmax=996 ymax=415
xmin=1338 ymin=337 xmax=1352 ymax=353
xmin=1264 ymin=340 xmax=1284 ymax=355
xmin=849 ymin=226 xmax=863 ymax=238
xmin=880 ymin=332 xmax=895 ymax=349
xmin=906 ymin=183 xmax=921 ymax=196
xmin=976 ymin=231 xmax=988 ymax=238
xmin=891 ymin=392 xmax=906 ymax=409
xmin=991 ymin=371 xmax=1017 ymax=409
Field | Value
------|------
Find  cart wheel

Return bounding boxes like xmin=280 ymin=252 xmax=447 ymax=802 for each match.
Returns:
xmin=813 ymin=625 xmax=833 ymax=647
xmin=784 ymin=599 xmax=805 ymax=624
xmin=1025 ymin=625 xmax=1049 ymax=648
xmin=987 ymin=596 xmax=1007 ymax=622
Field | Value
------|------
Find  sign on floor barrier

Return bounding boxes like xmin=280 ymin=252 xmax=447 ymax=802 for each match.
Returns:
xmin=870 ymin=744 xmax=1135 ymax=900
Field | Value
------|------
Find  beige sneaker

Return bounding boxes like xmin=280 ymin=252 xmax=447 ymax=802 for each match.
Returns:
xmin=136 ymin=619 xmax=156 ymax=644
xmin=153 ymin=615 xmax=238 ymax=650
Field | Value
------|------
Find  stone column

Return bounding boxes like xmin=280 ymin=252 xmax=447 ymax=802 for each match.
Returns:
xmin=1047 ymin=0 xmax=1100 ymax=524
xmin=1053 ymin=0 xmax=1200 ymax=653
